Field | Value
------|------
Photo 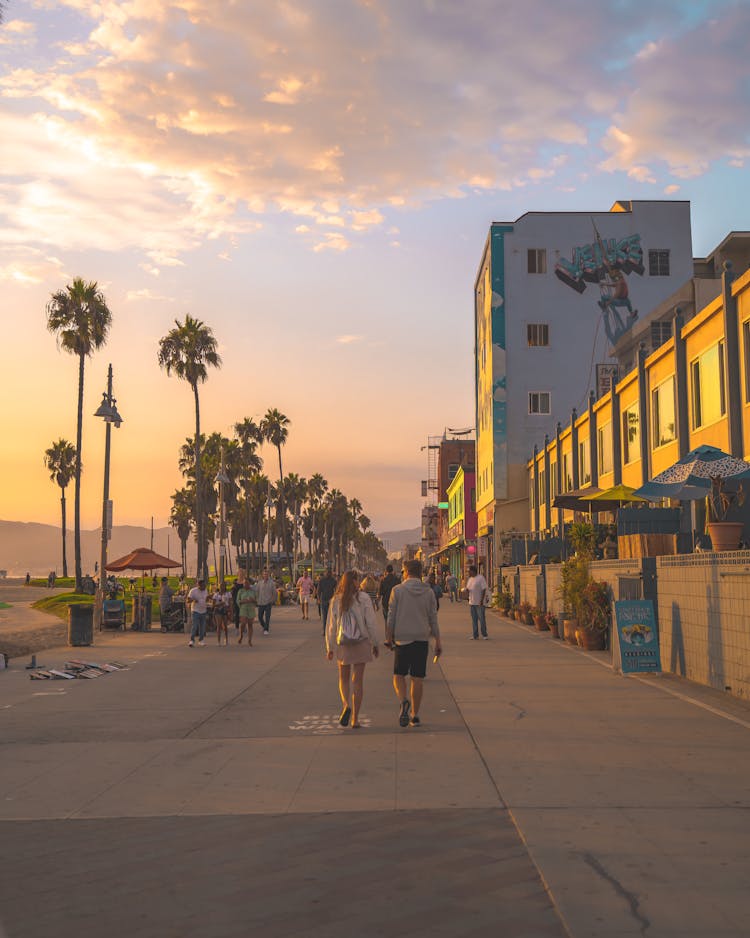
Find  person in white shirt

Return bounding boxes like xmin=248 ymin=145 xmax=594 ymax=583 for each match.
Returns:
xmin=187 ymin=578 xmax=209 ymax=647
xmin=296 ymin=571 xmax=314 ymax=621
xmin=211 ymin=582 xmax=232 ymax=646
xmin=466 ymin=564 xmax=489 ymax=640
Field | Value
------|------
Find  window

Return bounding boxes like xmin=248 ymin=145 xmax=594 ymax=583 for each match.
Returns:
xmin=562 ymin=453 xmax=572 ymax=492
xmin=529 ymin=392 xmax=551 ymax=414
xmin=650 ymin=320 xmax=672 ymax=350
xmin=527 ymin=249 xmax=547 ymax=274
xmin=622 ymin=403 xmax=640 ymax=464
xmin=652 ymin=377 xmax=676 ymax=447
xmin=538 ymin=468 xmax=546 ymax=506
xmin=597 ymin=422 xmax=613 ymax=475
xmin=527 ymin=323 xmax=550 ymax=347
xmin=550 ymin=462 xmax=558 ymax=498
xmin=744 ymin=321 xmax=750 ymax=403
xmin=579 ymin=440 xmax=590 ymax=485
xmin=529 ymin=473 xmax=536 ymax=509
xmin=648 ymin=249 xmax=670 ymax=276
xmin=691 ymin=341 xmax=726 ymax=429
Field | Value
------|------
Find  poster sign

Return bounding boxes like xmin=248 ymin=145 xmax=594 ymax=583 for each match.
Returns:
xmin=614 ymin=600 xmax=661 ymax=673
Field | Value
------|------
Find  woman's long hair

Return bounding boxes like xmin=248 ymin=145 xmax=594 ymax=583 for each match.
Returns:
xmin=334 ymin=570 xmax=360 ymax=612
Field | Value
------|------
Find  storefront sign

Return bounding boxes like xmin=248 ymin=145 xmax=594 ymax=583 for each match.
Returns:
xmin=614 ymin=600 xmax=661 ymax=674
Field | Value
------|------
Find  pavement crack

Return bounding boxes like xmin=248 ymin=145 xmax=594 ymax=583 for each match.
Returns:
xmin=582 ymin=851 xmax=650 ymax=935
xmin=509 ymin=701 xmax=526 ymax=720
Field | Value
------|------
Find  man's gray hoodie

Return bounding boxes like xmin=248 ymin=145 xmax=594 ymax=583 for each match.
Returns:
xmin=386 ymin=577 xmax=440 ymax=643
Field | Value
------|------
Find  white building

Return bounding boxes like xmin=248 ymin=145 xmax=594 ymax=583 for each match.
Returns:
xmin=474 ymin=200 xmax=695 ymax=579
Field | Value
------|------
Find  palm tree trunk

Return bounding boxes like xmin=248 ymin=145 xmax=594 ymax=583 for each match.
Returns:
xmin=193 ymin=384 xmax=204 ymax=579
xmin=276 ymin=445 xmax=292 ymax=579
xmin=60 ymin=488 xmax=68 ymax=579
xmin=74 ymin=352 xmax=85 ymax=591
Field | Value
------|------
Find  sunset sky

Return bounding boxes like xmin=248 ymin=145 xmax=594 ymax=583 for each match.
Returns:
xmin=2 ymin=0 xmax=750 ymax=535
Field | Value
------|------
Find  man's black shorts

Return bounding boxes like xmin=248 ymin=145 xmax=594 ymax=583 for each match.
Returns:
xmin=393 ymin=641 xmax=429 ymax=678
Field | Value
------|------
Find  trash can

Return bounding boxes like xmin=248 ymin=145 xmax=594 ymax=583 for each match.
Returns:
xmin=68 ymin=603 xmax=93 ymax=646
xmin=132 ymin=592 xmax=141 ymax=629
xmin=141 ymin=594 xmax=153 ymax=632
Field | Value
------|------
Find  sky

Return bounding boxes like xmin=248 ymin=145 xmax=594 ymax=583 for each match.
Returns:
xmin=2 ymin=0 xmax=750 ymax=535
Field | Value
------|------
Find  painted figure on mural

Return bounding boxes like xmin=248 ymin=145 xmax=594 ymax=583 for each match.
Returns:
xmin=598 ymin=264 xmax=637 ymax=344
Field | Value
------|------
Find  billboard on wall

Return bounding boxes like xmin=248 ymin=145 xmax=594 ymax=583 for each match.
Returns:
xmin=596 ymin=363 xmax=620 ymax=398
xmin=421 ymin=505 xmax=439 ymax=556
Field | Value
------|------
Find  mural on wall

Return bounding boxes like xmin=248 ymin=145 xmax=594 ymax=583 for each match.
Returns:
xmin=555 ymin=225 xmax=643 ymax=345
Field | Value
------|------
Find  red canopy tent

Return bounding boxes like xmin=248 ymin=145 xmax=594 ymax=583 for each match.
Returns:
xmin=105 ymin=547 xmax=182 ymax=572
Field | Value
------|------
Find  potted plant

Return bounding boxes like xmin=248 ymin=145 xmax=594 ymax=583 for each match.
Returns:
xmin=518 ymin=600 xmax=533 ymax=625
xmin=532 ymin=607 xmax=549 ymax=631
xmin=707 ymin=477 xmax=745 ymax=551
xmin=545 ymin=612 xmax=559 ymax=638
xmin=559 ymin=521 xmax=595 ymax=643
xmin=499 ymin=576 xmax=513 ymax=616
xmin=575 ymin=579 xmax=610 ymax=651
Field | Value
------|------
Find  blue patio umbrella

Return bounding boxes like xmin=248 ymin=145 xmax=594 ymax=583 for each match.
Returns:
xmin=633 ymin=445 xmax=750 ymax=502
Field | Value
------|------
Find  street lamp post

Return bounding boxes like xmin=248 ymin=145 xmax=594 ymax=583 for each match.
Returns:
xmin=266 ymin=488 xmax=274 ymax=573
xmin=93 ymin=364 xmax=123 ymax=631
xmin=214 ymin=447 xmax=230 ymax=585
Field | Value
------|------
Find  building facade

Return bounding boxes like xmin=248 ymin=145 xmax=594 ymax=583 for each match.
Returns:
xmin=443 ymin=467 xmax=477 ymax=580
xmin=528 ymin=262 xmax=750 ymax=536
xmin=475 ymin=200 xmax=695 ymax=580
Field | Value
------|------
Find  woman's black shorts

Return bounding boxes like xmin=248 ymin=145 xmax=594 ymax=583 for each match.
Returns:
xmin=393 ymin=641 xmax=429 ymax=678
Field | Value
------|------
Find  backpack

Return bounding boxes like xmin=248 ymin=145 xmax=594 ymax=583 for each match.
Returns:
xmin=336 ymin=605 xmax=364 ymax=645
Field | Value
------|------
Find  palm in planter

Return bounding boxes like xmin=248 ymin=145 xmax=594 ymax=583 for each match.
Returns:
xmin=707 ymin=477 xmax=745 ymax=551
xmin=577 ymin=579 xmax=611 ymax=649
xmin=560 ymin=521 xmax=595 ymax=643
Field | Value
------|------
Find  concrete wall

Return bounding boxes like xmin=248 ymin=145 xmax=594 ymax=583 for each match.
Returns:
xmin=656 ymin=552 xmax=750 ymax=700
xmin=508 ymin=552 xmax=750 ymax=702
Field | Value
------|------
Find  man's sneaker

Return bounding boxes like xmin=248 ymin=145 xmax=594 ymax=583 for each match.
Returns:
xmin=482 ymin=636 xmax=489 ymax=640
xmin=469 ymin=635 xmax=478 ymax=640
xmin=263 ymin=630 xmax=269 ymax=635
xmin=188 ymin=640 xmax=194 ymax=647
xmin=399 ymin=699 xmax=411 ymax=727
xmin=198 ymin=640 xmax=205 ymax=647
xmin=410 ymin=715 xmax=421 ymax=726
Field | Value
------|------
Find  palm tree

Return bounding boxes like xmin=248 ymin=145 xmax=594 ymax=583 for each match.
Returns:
xmin=260 ymin=408 xmax=290 ymax=574
xmin=234 ymin=417 xmax=264 ymax=566
xmin=158 ymin=315 xmax=221 ymax=580
xmin=43 ymin=439 xmax=77 ymax=578
xmin=46 ymin=278 xmax=112 ymax=591
xmin=170 ymin=488 xmax=193 ymax=577
xmin=284 ymin=473 xmax=308 ymax=579
xmin=306 ymin=472 xmax=328 ymax=575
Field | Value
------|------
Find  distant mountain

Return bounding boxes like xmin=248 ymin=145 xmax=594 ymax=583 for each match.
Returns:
xmin=0 ymin=518 xmax=417 ymax=577
xmin=375 ymin=527 xmax=421 ymax=555
xmin=0 ymin=520 xmax=193 ymax=577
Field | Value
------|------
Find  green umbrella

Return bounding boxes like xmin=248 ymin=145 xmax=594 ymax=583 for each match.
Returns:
xmin=588 ymin=484 xmax=649 ymax=511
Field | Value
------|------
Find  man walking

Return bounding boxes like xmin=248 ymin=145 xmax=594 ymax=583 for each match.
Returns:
xmin=378 ymin=563 xmax=400 ymax=626
xmin=446 ymin=571 xmax=459 ymax=603
xmin=256 ymin=569 xmax=277 ymax=635
xmin=187 ymin=577 xmax=209 ymax=647
xmin=466 ymin=564 xmax=488 ymax=640
xmin=316 ymin=567 xmax=337 ymax=635
xmin=386 ymin=559 xmax=441 ymax=727
xmin=296 ymin=568 xmax=315 ymax=620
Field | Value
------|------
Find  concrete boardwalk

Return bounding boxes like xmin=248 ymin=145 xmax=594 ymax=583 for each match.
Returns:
xmin=1 ymin=600 xmax=749 ymax=937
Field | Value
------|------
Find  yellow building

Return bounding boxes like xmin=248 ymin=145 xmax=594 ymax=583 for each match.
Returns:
xmin=528 ymin=262 xmax=750 ymax=534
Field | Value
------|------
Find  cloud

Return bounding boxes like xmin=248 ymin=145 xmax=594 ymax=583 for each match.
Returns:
xmin=313 ymin=232 xmax=350 ymax=252
xmin=125 ymin=288 xmax=172 ymax=301
xmin=599 ymin=5 xmax=750 ymax=180
xmin=0 ymin=0 xmax=747 ymax=269
xmin=336 ymin=334 xmax=363 ymax=344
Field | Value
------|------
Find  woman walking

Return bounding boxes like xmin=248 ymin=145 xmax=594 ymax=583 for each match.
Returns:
xmin=236 ymin=576 xmax=257 ymax=646
xmin=325 ymin=570 xmax=379 ymax=728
